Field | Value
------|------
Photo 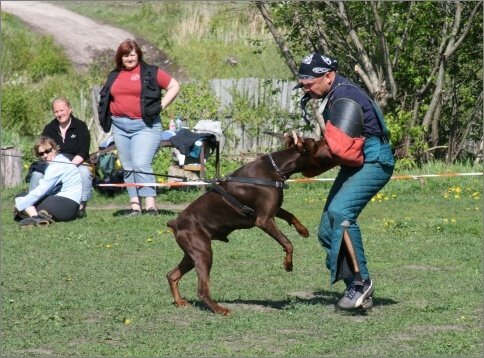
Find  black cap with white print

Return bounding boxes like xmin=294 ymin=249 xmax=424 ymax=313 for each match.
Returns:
xmin=293 ymin=53 xmax=338 ymax=89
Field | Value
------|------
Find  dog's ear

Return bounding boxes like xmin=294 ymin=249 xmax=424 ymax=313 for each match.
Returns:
xmin=283 ymin=131 xmax=294 ymax=148
xmin=292 ymin=130 xmax=313 ymax=155
xmin=292 ymin=131 xmax=305 ymax=151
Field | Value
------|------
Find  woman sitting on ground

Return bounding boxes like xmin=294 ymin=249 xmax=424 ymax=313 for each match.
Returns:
xmin=15 ymin=136 xmax=82 ymax=227
xmin=28 ymin=96 xmax=93 ymax=218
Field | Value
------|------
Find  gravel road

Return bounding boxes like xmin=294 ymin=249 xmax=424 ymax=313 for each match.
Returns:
xmin=1 ymin=1 xmax=185 ymax=78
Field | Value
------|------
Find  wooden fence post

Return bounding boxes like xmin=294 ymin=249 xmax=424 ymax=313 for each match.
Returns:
xmin=1 ymin=146 xmax=23 ymax=188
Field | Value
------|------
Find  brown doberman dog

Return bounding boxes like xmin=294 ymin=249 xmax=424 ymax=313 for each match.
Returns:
xmin=166 ymin=131 xmax=336 ymax=315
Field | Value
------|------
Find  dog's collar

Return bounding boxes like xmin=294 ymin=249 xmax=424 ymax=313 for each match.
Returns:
xmin=268 ymin=153 xmax=287 ymax=181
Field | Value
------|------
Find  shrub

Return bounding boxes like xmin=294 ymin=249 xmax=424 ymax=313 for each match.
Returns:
xmin=27 ymin=36 xmax=71 ymax=82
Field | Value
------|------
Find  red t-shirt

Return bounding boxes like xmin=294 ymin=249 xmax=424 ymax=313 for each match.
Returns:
xmin=109 ymin=64 xmax=172 ymax=119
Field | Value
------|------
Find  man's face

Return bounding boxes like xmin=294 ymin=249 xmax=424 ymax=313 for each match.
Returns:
xmin=298 ymin=72 xmax=335 ymax=99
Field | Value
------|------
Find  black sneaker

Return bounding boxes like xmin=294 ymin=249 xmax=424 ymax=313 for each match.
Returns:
xmin=145 ymin=207 xmax=158 ymax=216
xmin=123 ymin=209 xmax=141 ymax=217
xmin=76 ymin=208 xmax=87 ymax=219
xmin=337 ymin=279 xmax=374 ymax=310
xmin=18 ymin=216 xmax=50 ymax=228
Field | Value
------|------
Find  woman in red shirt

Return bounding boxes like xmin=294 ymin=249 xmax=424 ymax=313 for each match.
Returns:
xmin=102 ymin=39 xmax=180 ymax=216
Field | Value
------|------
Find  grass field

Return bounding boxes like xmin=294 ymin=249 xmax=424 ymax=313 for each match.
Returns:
xmin=1 ymin=165 xmax=482 ymax=357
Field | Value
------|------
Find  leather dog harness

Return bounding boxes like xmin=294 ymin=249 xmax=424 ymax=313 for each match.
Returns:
xmin=211 ymin=153 xmax=288 ymax=217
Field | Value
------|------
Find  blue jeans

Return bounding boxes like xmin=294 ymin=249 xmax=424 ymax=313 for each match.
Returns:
xmin=29 ymin=164 xmax=92 ymax=202
xmin=111 ymin=116 xmax=162 ymax=198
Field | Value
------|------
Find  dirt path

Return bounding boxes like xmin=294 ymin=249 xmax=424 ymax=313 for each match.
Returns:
xmin=1 ymin=1 xmax=185 ymax=78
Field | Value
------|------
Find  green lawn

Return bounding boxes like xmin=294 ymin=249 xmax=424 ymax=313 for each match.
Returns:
xmin=1 ymin=170 xmax=482 ymax=357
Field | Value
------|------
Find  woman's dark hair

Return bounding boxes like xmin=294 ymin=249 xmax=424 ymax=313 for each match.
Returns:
xmin=114 ymin=39 xmax=143 ymax=70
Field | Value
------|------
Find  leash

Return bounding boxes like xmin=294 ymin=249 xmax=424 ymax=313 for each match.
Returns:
xmin=210 ymin=183 xmax=257 ymax=217
xmin=208 ymin=152 xmax=290 ymax=217
xmin=113 ymin=169 xmax=188 ymax=180
xmin=224 ymin=176 xmax=288 ymax=189
xmin=1 ymin=152 xmax=188 ymax=180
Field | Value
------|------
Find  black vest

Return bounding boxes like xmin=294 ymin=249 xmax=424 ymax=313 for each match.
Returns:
xmin=97 ymin=61 xmax=162 ymax=133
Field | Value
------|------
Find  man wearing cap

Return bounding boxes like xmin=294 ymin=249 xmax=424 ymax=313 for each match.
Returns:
xmin=295 ymin=52 xmax=395 ymax=310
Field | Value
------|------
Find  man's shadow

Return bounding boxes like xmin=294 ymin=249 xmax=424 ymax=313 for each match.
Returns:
xmin=186 ymin=289 xmax=398 ymax=315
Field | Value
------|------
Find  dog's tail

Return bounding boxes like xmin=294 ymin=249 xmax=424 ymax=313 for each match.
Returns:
xmin=167 ymin=219 xmax=177 ymax=235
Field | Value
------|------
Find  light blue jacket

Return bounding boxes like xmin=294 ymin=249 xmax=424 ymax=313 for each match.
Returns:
xmin=15 ymin=154 xmax=82 ymax=211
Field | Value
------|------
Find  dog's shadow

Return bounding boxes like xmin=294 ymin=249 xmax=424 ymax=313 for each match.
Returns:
xmin=186 ymin=290 xmax=398 ymax=315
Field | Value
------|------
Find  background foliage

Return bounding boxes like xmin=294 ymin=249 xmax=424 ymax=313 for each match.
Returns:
xmin=1 ymin=1 xmax=482 ymax=170
xmin=257 ymin=1 xmax=483 ymax=166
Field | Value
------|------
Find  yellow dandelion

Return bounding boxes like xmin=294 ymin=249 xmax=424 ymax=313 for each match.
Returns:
xmin=443 ymin=218 xmax=449 ymax=223
xmin=450 ymin=218 xmax=456 ymax=223
xmin=23 ymin=164 xmax=29 ymax=169
xmin=392 ymin=194 xmax=397 ymax=198
xmin=371 ymin=197 xmax=376 ymax=202
xmin=454 ymin=194 xmax=460 ymax=199
xmin=147 ymin=238 xmax=153 ymax=243
xmin=124 ymin=318 xmax=131 ymax=325
xmin=384 ymin=196 xmax=389 ymax=201
xmin=454 ymin=187 xmax=462 ymax=193
xmin=106 ymin=244 xmax=111 ymax=248
xmin=443 ymin=194 xmax=448 ymax=199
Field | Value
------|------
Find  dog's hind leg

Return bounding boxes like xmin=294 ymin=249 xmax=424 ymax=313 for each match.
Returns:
xmin=276 ymin=208 xmax=309 ymax=238
xmin=166 ymin=254 xmax=194 ymax=307
xmin=192 ymin=240 xmax=232 ymax=316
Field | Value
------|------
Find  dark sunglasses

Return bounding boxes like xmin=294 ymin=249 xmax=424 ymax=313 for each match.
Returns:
xmin=38 ymin=147 xmax=53 ymax=156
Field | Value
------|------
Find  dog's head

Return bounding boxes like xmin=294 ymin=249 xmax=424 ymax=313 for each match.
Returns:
xmin=283 ymin=131 xmax=337 ymax=177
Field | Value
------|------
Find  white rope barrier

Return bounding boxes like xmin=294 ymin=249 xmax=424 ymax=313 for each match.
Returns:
xmin=97 ymin=172 xmax=483 ymax=188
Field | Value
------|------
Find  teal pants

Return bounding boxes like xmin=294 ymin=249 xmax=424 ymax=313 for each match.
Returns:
xmin=318 ymin=139 xmax=394 ymax=284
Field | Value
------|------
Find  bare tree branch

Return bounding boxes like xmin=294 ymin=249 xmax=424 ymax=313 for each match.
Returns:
xmin=371 ymin=1 xmax=397 ymax=98
xmin=255 ymin=2 xmax=298 ymax=76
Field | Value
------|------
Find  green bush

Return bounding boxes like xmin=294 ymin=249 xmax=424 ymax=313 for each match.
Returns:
xmin=1 ymin=84 xmax=46 ymax=135
xmin=27 ymin=36 xmax=71 ymax=82
xmin=162 ymin=80 xmax=222 ymax=126
xmin=1 ymin=13 xmax=32 ymax=79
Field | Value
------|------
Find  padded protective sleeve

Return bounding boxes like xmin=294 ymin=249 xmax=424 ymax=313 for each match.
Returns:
xmin=329 ymin=98 xmax=364 ymax=138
